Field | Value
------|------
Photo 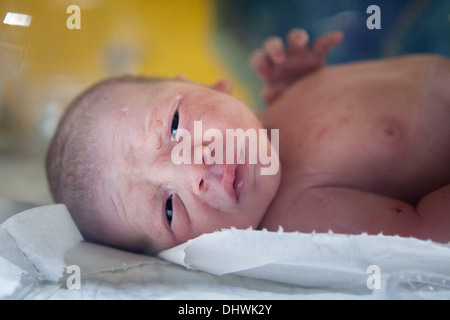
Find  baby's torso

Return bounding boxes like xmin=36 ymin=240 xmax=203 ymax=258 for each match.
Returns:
xmin=260 ymin=55 xmax=450 ymax=224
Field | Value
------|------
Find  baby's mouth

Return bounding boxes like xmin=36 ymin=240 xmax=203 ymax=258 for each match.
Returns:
xmin=231 ymin=141 xmax=248 ymax=202
xmin=233 ymin=163 xmax=248 ymax=202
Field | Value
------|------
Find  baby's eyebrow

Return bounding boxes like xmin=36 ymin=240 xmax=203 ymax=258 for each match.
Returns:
xmin=143 ymin=107 xmax=157 ymax=136
xmin=140 ymin=106 xmax=165 ymax=157
xmin=142 ymin=100 xmax=169 ymax=140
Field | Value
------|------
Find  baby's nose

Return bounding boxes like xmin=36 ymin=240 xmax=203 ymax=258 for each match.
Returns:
xmin=189 ymin=145 xmax=210 ymax=195
xmin=190 ymin=145 xmax=227 ymax=196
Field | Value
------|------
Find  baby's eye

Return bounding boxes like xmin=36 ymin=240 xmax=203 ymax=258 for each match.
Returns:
xmin=170 ymin=111 xmax=179 ymax=139
xmin=165 ymin=195 xmax=173 ymax=225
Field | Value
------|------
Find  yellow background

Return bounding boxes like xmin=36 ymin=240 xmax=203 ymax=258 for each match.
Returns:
xmin=0 ymin=0 xmax=253 ymax=156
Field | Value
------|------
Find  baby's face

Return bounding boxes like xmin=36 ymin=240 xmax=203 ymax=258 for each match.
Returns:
xmin=97 ymin=80 xmax=281 ymax=252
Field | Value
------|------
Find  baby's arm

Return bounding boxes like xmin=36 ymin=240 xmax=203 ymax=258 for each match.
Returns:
xmin=261 ymin=187 xmax=450 ymax=242
xmin=249 ymin=29 xmax=344 ymax=105
xmin=261 ymin=186 xmax=450 ymax=243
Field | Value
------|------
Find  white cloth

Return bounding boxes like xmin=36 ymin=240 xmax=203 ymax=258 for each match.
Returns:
xmin=1 ymin=203 xmax=449 ymax=299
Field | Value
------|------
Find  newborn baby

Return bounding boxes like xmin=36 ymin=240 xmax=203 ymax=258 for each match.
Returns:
xmin=46 ymin=29 xmax=450 ymax=253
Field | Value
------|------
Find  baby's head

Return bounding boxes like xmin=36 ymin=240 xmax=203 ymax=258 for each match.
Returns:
xmin=46 ymin=76 xmax=281 ymax=253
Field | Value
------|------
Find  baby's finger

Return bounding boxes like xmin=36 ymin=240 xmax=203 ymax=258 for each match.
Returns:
xmin=287 ymin=28 xmax=309 ymax=54
xmin=312 ymin=31 xmax=344 ymax=57
xmin=264 ymin=36 xmax=286 ymax=64
xmin=248 ymin=49 xmax=272 ymax=77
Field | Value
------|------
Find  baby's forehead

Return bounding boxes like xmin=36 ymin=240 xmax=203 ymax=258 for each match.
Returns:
xmin=101 ymin=79 xmax=183 ymax=112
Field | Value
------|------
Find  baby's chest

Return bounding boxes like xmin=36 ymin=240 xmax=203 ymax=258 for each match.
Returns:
xmin=272 ymin=97 xmax=428 ymax=200
xmin=275 ymin=101 xmax=450 ymax=204
xmin=279 ymin=100 xmax=409 ymax=173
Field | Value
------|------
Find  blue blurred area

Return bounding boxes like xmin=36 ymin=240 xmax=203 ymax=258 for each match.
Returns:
xmin=216 ymin=0 xmax=450 ymax=64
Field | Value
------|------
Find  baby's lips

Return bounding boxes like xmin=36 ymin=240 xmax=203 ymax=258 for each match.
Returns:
xmin=221 ymin=163 xmax=238 ymax=202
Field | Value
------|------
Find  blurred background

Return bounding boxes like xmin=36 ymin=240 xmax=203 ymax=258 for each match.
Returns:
xmin=0 ymin=0 xmax=449 ymax=205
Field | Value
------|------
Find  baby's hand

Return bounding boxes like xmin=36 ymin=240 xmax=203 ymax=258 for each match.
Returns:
xmin=249 ymin=29 xmax=344 ymax=105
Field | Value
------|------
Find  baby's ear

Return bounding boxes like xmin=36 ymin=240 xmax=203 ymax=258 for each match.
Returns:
xmin=175 ymin=74 xmax=191 ymax=81
xmin=209 ymin=79 xmax=233 ymax=95
xmin=175 ymin=75 xmax=233 ymax=95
